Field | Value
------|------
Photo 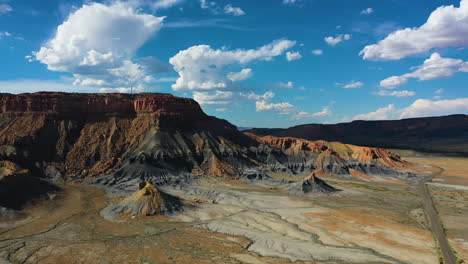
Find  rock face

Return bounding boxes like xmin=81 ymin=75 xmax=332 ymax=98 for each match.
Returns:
xmin=0 ymin=161 xmax=58 ymax=210
xmin=0 ymin=92 xmax=252 ymax=182
xmin=289 ymin=172 xmax=340 ymax=196
xmin=100 ymin=181 xmax=183 ymax=221
xmin=244 ymin=114 xmax=468 ymax=155
xmin=246 ymin=133 xmax=414 ymax=178
xmin=0 ymin=92 xmax=415 ymax=202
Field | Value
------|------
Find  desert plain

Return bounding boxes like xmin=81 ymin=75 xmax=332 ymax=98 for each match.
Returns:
xmin=1 ymin=151 xmax=466 ymax=264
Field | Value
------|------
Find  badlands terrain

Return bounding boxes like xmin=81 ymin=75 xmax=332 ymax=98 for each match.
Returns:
xmin=0 ymin=92 xmax=466 ymax=264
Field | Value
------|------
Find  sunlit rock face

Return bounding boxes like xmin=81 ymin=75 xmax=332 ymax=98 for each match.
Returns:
xmin=0 ymin=92 xmax=415 ymax=206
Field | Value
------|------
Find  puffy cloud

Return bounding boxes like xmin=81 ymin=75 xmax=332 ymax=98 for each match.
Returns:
xmin=360 ymin=8 xmax=373 ymax=15
xmin=283 ymin=0 xmax=299 ymax=5
xmin=360 ymin=0 xmax=468 ymax=60
xmin=311 ymin=49 xmax=323 ymax=55
xmin=293 ymin=106 xmax=332 ymax=120
xmin=286 ymin=51 xmax=302 ymax=61
xmin=324 ymin=34 xmax=351 ymax=46
xmin=169 ymin=39 xmax=296 ymax=91
xmin=399 ymin=98 xmax=468 ymax=118
xmin=353 ymin=98 xmax=468 ymax=120
xmin=0 ymin=31 xmax=11 ymax=39
xmin=380 ymin=53 xmax=468 ymax=88
xmin=256 ymin=100 xmax=294 ymax=113
xmin=0 ymin=4 xmax=12 ymax=14
xmin=227 ymin=68 xmax=253 ymax=81
xmin=274 ymin=81 xmax=294 ymax=89
xmin=33 ymin=2 xmax=164 ymax=92
xmin=200 ymin=0 xmax=244 ymax=15
xmin=342 ymin=80 xmax=363 ymax=88
xmin=193 ymin=88 xmax=294 ymax=114
xmin=374 ymin=90 xmax=416 ymax=97
xmin=240 ymin=91 xmax=275 ymax=101
xmin=380 ymin=76 xmax=408 ymax=89
xmin=193 ymin=90 xmax=234 ymax=105
xmin=224 ymin=4 xmax=245 ymax=16
xmin=353 ymin=104 xmax=396 ymax=120
xmin=170 ymin=39 xmax=298 ymax=114
xmin=199 ymin=0 xmax=216 ymax=10
xmin=152 ymin=0 xmax=184 ymax=9
xmin=194 ymin=90 xmax=277 ymax=106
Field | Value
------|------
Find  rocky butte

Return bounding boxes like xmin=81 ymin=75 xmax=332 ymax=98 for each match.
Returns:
xmin=0 ymin=92 xmax=416 ymax=209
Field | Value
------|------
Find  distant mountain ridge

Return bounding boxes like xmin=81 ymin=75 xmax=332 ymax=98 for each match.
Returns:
xmin=244 ymin=115 xmax=468 ymax=155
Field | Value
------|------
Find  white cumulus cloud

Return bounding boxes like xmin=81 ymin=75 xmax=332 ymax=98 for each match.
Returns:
xmin=293 ymin=106 xmax=332 ymax=120
xmin=312 ymin=49 xmax=323 ymax=55
xmin=240 ymin=91 xmax=275 ymax=101
xmin=374 ymin=90 xmax=416 ymax=97
xmin=227 ymin=68 xmax=253 ymax=81
xmin=33 ymin=2 xmax=164 ymax=92
xmin=193 ymin=90 xmax=235 ymax=105
xmin=399 ymin=98 xmax=468 ymax=119
xmin=274 ymin=81 xmax=294 ymax=89
xmin=0 ymin=4 xmax=12 ymax=14
xmin=286 ymin=51 xmax=302 ymax=61
xmin=256 ymin=100 xmax=294 ymax=113
xmin=169 ymin=39 xmax=296 ymax=91
xmin=360 ymin=8 xmax=373 ymax=15
xmin=224 ymin=4 xmax=245 ymax=16
xmin=342 ymin=80 xmax=363 ymax=89
xmin=353 ymin=98 xmax=468 ymax=120
xmin=283 ymin=0 xmax=299 ymax=5
xmin=325 ymin=34 xmax=351 ymax=46
xmin=152 ymin=0 xmax=184 ymax=9
xmin=353 ymin=104 xmax=396 ymax=120
xmin=380 ymin=53 xmax=468 ymax=89
xmin=360 ymin=0 xmax=468 ymax=60
xmin=0 ymin=31 xmax=11 ymax=39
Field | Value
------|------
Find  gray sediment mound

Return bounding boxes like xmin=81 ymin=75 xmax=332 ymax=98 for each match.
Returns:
xmin=241 ymin=169 xmax=292 ymax=188
xmin=100 ymin=181 xmax=183 ymax=221
xmin=289 ymin=174 xmax=340 ymax=196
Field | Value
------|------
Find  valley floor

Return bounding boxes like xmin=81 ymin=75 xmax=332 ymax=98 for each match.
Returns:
xmin=406 ymin=156 xmax=468 ymax=263
xmin=2 ymin=153 xmax=467 ymax=263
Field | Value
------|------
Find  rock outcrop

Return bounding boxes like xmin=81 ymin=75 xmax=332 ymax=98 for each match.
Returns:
xmin=0 ymin=161 xmax=58 ymax=210
xmin=0 ymin=92 xmax=417 ymax=205
xmin=289 ymin=172 xmax=340 ymax=196
xmin=0 ymin=92 xmax=254 ymax=182
xmin=100 ymin=181 xmax=183 ymax=221
xmin=245 ymin=133 xmax=414 ymax=178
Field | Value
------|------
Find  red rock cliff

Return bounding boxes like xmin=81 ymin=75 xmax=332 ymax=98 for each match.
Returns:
xmin=0 ymin=92 xmax=206 ymax=119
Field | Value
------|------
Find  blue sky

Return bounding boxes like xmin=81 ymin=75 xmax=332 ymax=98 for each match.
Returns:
xmin=0 ymin=0 xmax=467 ymax=128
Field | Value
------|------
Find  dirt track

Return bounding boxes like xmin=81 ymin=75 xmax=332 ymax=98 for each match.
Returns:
xmin=420 ymin=167 xmax=457 ymax=264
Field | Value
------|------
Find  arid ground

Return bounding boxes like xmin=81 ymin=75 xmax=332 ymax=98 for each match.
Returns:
xmin=0 ymin=153 xmax=467 ymax=264
xmin=406 ymin=155 xmax=468 ymax=263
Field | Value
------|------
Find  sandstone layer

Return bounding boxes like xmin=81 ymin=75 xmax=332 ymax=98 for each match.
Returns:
xmin=0 ymin=92 xmax=416 ymax=206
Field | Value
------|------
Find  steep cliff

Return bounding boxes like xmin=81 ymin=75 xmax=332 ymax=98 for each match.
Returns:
xmin=0 ymin=92 xmax=254 ymax=183
xmin=0 ymin=92 xmax=417 ymax=206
